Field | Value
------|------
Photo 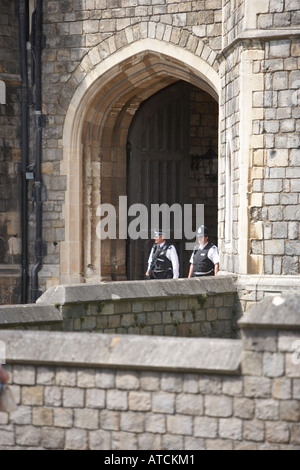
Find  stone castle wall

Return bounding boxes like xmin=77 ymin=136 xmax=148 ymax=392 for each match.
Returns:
xmin=219 ymin=0 xmax=300 ymax=276
xmin=0 ymin=1 xmax=22 ymax=304
xmin=0 ymin=293 xmax=299 ymax=450
xmin=0 ymin=0 xmax=300 ymax=302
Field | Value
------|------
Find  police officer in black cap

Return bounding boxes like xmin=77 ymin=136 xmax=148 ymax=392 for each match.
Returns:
xmin=146 ymin=229 xmax=179 ymax=279
xmin=188 ymin=225 xmax=219 ymax=278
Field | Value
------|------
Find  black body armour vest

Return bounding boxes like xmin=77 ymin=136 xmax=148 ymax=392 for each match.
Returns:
xmin=150 ymin=242 xmax=173 ymax=279
xmin=192 ymin=242 xmax=215 ymax=276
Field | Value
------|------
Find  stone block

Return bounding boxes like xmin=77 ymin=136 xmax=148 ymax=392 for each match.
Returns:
xmin=116 ymin=371 xmax=139 ymax=390
xmin=263 ymin=179 xmax=283 ymax=192
xmin=44 ymin=386 xmax=62 ymax=407
xmin=65 ymin=429 xmax=88 ymax=450
xmin=21 ymin=386 xmax=44 ymax=406
xmin=269 ymin=40 xmax=291 ymax=59
xmin=95 ymin=370 xmax=115 ymax=389
xmin=286 ymin=353 xmax=300 ymax=377
xmin=10 ymin=404 xmax=31 ymax=425
xmin=166 ymin=415 xmax=193 ymax=435
xmin=279 ymin=400 xmax=300 ymax=422
xmin=243 ymin=419 xmax=265 ymax=442
xmin=264 ymin=240 xmax=285 ymax=255
xmin=263 ymin=352 xmax=285 ymax=377
xmin=53 ymin=408 xmax=73 ymax=428
xmin=273 ymin=377 xmax=292 ymax=400
xmin=120 ymin=411 xmax=145 ymax=433
xmin=205 ymin=395 xmax=232 ymax=417
xmin=15 ymin=425 xmax=42 ymax=447
xmin=152 ymin=391 xmax=175 ymax=414
xmin=145 ymin=413 xmax=166 ymax=434
xmin=272 ymin=222 xmax=288 ymax=239
xmin=241 ymin=351 xmax=263 ymax=376
xmin=100 ymin=410 xmax=119 ymax=433
xmin=194 ymin=416 xmax=217 ymax=438
xmin=243 ymin=376 xmax=272 ymax=398
xmin=32 ymin=407 xmax=54 ymax=426
xmin=13 ymin=365 xmax=35 ymax=385
xmin=56 ymin=369 xmax=76 ymax=387
xmin=107 ymin=390 xmax=128 ymax=410
xmin=285 ymin=0 xmax=300 ymax=11
xmin=175 ymin=393 xmax=204 ymax=415
xmin=233 ymin=397 xmax=255 ymax=419
xmin=128 ymin=391 xmax=151 ymax=411
xmin=267 ymin=149 xmax=288 ymax=167
xmin=89 ymin=429 xmax=111 ymax=450
xmin=63 ymin=387 xmax=84 ymax=407
xmin=0 ymin=430 xmax=14 ymax=446
xmin=219 ymin=417 xmax=242 ymax=440
xmin=41 ymin=427 xmax=65 ymax=449
xmin=266 ymin=422 xmax=290 ymax=444
xmin=86 ymin=388 xmax=105 ymax=408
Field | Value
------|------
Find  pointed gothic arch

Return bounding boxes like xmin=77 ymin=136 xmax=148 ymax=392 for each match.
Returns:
xmin=60 ymin=39 xmax=220 ymax=283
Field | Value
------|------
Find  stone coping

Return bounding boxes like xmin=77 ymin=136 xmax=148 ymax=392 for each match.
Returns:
xmin=37 ymin=275 xmax=237 ymax=306
xmin=0 ymin=305 xmax=61 ymax=327
xmin=239 ymin=294 xmax=300 ymax=330
xmin=0 ymin=330 xmax=242 ymax=375
xmin=236 ymin=274 xmax=300 ymax=290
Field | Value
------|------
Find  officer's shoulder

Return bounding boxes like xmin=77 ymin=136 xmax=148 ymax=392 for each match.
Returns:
xmin=166 ymin=242 xmax=175 ymax=250
xmin=209 ymin=243 xmax=218 ymax=250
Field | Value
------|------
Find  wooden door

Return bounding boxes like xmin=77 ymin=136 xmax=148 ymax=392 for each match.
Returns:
xmin=127 ymin=81 xmax=190 ymax=280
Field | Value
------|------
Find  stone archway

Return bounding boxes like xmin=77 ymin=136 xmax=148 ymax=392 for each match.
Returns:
xmin=60 ymin=39 xmax=220 ymax=284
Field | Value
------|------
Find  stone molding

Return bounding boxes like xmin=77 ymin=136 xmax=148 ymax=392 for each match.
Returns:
xmin=239 ymin=294 xmax=300 ymax=330
xmin=0 ymin=329 xmax=242 ymax=375
xmin=37 ymin=275 xmax=237 ymax=306
xmin=0 ymin=304 xmax=61 ymax=328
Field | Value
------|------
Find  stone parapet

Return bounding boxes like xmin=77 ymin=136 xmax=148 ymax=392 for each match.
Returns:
xmin=0 ymin=304 xmax=61 ymax=329
xmin=37 ymin=276 xmax=237 ymax=304
xmin=36 ymin=276 xmax=239 ymax=338
xmin=239 ymin=293 xmax=300 ymax=329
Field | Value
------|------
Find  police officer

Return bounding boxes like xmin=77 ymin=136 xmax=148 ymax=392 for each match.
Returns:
xmin=146 ymin=229 xmax=179 ymax=279
xmin=188 ymin=225 xmax=219 ymax=277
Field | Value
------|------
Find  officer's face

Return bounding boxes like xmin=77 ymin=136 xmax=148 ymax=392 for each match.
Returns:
xmin=154 ymin=235 xmax=164 ymax=244
xmin=198 ymin=235 xmax=208 ymax=245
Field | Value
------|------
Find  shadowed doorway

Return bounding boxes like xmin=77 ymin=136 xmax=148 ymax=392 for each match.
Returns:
xmin=126 ymin=80 xmax=218 ymax=280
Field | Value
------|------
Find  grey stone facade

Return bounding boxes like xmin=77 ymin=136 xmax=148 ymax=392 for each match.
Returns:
xmin=0 ymin=1 xmax=22 ymax=304
xmin=0 ymin=0 xmax=300 ymax=303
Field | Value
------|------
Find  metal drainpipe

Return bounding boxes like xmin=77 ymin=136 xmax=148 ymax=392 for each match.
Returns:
xmin=19 ymin=0 xmax=29 ymax=303
xmin=30 ymin=0 xmax=44 ymax=303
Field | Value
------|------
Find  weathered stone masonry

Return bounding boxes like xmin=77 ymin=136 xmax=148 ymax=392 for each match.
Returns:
xmin=1 ymin=2 xmax=300 ymax=308
xmin=0 ymin=1 xmax=22 ymax=304
xmin=34 ymin=1 xmax=300 ymax=294
xmin=0 ymin=277 xmax=239 ymax=339
xmin=0 ymin=293 xmax=299 ymax=450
